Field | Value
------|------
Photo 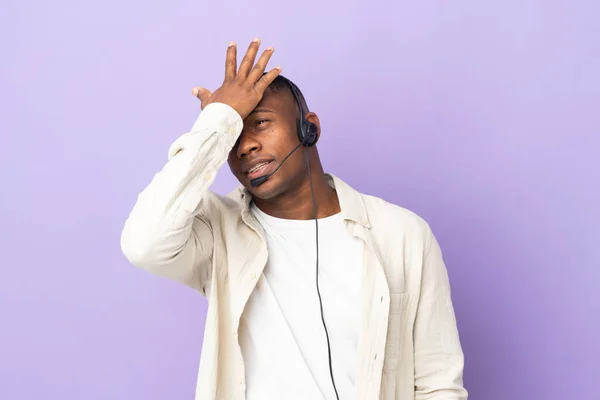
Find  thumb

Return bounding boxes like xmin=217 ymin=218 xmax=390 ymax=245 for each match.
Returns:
xmin=192 ymin=87 xmax=212 ymax=109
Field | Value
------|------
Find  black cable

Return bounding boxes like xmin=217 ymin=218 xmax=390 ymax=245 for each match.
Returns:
xmin=305 ymin=147 xmax=340 ymax=400
xmin=267 ymin=143 xmax=303 ymax=176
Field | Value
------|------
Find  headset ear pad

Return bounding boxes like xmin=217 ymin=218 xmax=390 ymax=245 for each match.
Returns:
xmin=305 ymin=121 xmax=319 ymax=146
xmin=297 ymin=119 xmax=318 ymax=147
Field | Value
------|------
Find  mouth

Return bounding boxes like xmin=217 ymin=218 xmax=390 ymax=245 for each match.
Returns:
xmin=245 ymin=161 xmax=273 ymax=180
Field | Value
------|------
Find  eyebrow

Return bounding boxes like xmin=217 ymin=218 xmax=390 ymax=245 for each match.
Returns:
xmin=249 ymin=108 xmax=276 ymax=115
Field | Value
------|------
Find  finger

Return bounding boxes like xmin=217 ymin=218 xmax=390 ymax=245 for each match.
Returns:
xmin=192 ymin=87 xmax=212 ymax=108
xmin=254 ymin=66 xmax=282 ymax=93
xmin=224 ymin=41 xmax=237 ymax=81
xmin=237 ymin=37 xmax=261 ymax=78
xmin=247 ymin=46 xmax=274 ymax=84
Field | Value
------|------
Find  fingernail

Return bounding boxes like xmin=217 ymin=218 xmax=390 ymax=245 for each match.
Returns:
xmin=228 ymin=41 xmax=235 ymax=47
xmin=276 ymin=66 xmax=282 ymax=71
xmin=192 ymin=88 xmax=198 ymax=96
xmin=266 ymin=46 xmax=273 ymax=51
xmin=253 ymin=37 xmax=260 ymax=42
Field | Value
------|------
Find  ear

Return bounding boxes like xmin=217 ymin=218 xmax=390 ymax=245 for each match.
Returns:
xmin=305 ymin=112 xmax=321 ymax=143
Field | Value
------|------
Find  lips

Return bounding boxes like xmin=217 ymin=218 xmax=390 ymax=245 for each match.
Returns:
xmin=245 ymin=160 xmax=273 ymax=180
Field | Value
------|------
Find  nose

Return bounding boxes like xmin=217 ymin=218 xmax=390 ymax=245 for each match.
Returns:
xmin=236 ymin=132 xmax=261 ymax=159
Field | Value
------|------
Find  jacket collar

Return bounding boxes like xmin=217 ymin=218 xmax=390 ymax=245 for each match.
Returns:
xmin=231 ymin=173 xmax=371 ymax=229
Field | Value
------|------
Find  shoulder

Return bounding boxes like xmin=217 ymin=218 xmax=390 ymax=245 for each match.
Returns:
xmin=364 ymin=194 xmax=430 ymax=232
xmin=329 ymin=173 xmax=433 ymax=245
xmin=358 ymin=191 xmax=434 ymax=251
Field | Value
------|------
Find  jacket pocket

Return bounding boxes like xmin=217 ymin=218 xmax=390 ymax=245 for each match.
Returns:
xmin=384 ymin=293 xmax=411 ymax=371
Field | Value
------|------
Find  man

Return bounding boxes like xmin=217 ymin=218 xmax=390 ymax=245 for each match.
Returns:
xmin=121 ymin=38 xmax=468 ymax=400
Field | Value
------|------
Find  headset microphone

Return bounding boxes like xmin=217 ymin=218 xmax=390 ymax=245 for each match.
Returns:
xmin=249 ymin=142 xmax=303 ymax=187
xmin=249 ymin=175 xmax=269 ymax=187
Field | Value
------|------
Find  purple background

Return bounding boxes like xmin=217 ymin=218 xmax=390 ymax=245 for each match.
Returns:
xmin=1 ymin=0 xmax=599 ymax=399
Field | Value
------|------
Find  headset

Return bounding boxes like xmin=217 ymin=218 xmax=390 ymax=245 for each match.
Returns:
xmin=249 ymin=78 xmax=318 ymax=186
xmin=249 ymin=77 xmax=340 ymax=400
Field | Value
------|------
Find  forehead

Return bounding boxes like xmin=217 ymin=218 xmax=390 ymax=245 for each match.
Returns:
xmin=253 ymin=87 xmax=298 ymax=116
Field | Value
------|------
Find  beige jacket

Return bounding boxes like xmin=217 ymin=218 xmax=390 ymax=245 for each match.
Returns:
xmin=120 ymin=103 xmax=468 ymax=399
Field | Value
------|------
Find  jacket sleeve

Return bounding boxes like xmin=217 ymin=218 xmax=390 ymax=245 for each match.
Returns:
xmin=413 ymin=226 xmax=468 ymax=399
xmin=120 ymin=102 xmax=243 ymax=295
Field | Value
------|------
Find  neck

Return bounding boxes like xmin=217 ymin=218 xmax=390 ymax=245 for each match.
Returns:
xmin=252 ymin=160 xmax=340 ymax=220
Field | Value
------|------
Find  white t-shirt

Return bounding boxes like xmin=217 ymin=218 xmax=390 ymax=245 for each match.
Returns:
xmin=239 ymin=202 xmax=363 ymax=400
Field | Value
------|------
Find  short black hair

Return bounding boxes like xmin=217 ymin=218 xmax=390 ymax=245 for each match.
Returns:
xmin=264 ymin=74 xmax=310 ymax=113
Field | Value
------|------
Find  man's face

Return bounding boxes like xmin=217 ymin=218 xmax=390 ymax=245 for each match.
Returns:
xmin=227 ymin=89 xmax=311 ymax=200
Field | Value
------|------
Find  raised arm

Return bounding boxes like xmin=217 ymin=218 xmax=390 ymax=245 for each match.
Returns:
xmin=120 ymin=38 xmax=281 ymax=294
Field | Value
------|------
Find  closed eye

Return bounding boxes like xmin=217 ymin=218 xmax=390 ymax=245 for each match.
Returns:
xmin=255 ymin=119 xmax=270 ymax=128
